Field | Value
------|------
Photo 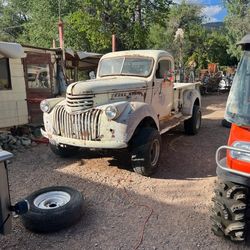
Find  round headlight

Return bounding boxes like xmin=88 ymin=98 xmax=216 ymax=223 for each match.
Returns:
xmin=105 ymin=105 xmax=118 ymax=120
xmin=40 ymin=100 xmax=50 ymax=113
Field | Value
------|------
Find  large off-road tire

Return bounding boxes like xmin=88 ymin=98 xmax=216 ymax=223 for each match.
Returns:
xmin=50 ymin=143 xmax=79 ymax=158
xmin=21 ymin=186 xmax=84 ymax=233
xmin=221 ymin=119 xmax=232 ymax=128
xmin=130 ymin=127 xmax=161 ymax=176
xmin=184 ymin=105 xmax=201 ymax=135
xmin=211 ymin=179 xmax=249 ymax=242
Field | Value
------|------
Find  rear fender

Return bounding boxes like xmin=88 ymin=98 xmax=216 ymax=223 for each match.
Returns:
xmin=182 ymin=89 xmax=201 ymax=116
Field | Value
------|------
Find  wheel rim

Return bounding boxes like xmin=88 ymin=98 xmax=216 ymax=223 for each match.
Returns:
xmin=196 ymin=111 xmax=201 ymax=130
xmin=150 ymin=139 xmax=160 ymax=166
xmin=34 ymin=191 xmax=71 ymax=209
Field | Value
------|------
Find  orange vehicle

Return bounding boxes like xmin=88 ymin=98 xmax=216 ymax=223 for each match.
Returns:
xmin=211 ymin=34 xmax=250 ymax=241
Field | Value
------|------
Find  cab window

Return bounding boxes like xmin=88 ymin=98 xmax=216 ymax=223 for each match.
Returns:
xmin=156 ymin=60 xmax=172 ymax=79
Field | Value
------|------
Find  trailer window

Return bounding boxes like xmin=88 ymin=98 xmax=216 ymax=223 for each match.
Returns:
xmin=27 ymin=64 xmax=50 ymax=89
xmin=0 ymin=58 xmax=12 ymax=90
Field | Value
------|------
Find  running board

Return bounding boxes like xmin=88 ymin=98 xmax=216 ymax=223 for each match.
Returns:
xmin=159 ymin=115 xmax=190 ymax=135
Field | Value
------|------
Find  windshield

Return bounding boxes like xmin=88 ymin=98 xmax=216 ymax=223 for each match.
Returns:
xmin=99 ymin=56 xmax=153 ymax=77
xmin=225 ymin=51 xmax=250 ymax=126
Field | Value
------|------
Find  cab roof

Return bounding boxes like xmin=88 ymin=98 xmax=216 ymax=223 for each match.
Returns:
xmin=101 ymin=50 xmax=173 ymax=61
xmin=237 ymin=34 xmax=250 ymax=46
xmin=237 ymin=34 xmax=250 ymax=50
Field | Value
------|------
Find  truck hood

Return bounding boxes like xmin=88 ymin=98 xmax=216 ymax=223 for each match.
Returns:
xmin=67 ymin=77 xmax=147 ymax=95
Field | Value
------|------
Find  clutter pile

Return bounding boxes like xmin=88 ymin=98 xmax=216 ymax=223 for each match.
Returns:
xmin=0 ymin=125 xmax=47 ymax=153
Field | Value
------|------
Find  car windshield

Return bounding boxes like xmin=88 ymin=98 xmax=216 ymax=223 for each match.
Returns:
xmin=225 ymin=51 xmax=250 ymax=126
xmin=99 ymin=56 xmax=153 ymax=77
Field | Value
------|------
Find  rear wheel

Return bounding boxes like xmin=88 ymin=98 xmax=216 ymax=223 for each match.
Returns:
xmin=50 ymin=143 xmax=79 ymax=158
xmin=130 ymin=127 xmax=161 ymax=176
xmin=184 ymin=105 xmax=201 ymax=135
xmin=211 ymin=178 xmax=249 ymax=242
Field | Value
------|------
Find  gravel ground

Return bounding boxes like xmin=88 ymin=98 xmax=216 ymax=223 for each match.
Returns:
xmin=0 ymin=93 xmax=249 ymax=250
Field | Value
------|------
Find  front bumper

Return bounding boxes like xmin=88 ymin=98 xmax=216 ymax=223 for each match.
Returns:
xmin=41 ymin=129 xmax=127 ymax=149
xmin=216 ymin=145 xmax=250 ymax=186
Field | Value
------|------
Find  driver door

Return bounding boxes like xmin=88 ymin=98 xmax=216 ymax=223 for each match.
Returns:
xmin=151 ymin=58 xmax=174 ymax=119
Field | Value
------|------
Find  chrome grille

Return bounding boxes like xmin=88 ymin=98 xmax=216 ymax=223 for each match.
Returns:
xmin=66 ymin=93 xmax=94 ymax=112
xmin=53 ymin=106 xmax=102 ymax=141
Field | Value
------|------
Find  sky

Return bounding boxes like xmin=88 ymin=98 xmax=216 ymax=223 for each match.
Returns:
xmin=200 ymin=0 xmax=227 ymax=22
xmin=175 ymin=0 xmax=227 ymax=23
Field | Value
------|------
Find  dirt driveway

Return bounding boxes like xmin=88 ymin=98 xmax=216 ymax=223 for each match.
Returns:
xmin=1 ymin=94 xmax=248 ymax=250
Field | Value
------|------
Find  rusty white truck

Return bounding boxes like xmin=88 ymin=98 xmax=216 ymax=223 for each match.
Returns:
xmin=40 ymin=50 xmax=201 ymax=176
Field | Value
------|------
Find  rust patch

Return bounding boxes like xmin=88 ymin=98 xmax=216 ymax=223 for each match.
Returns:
xmin=159 ymin=114 xmax=171 ymax=121
xmin=110 ymin=129 xmax=115 ymax=138
xmin=82 ymin=131 xmax=90 ymax=140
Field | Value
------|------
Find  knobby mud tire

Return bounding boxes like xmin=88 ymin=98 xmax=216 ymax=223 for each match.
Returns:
xmin=130 ymin=127 xmax=161 ymax=177
xmin=211 ymin=178 xmax=250 ymax=242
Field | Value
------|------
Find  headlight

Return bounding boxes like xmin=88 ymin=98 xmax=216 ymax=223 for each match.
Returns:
xmin=40 ymin=100 xmax=51 ymax=113
xmin=105 ymin=105 xmax=118 ymax=120
xmin=231 ymin=141 xmax=250 ymax=163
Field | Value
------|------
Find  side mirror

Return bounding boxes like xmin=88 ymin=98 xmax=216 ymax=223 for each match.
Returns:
xmin=164 ymin=71 xmax=174 ymax=82
xmin=89 ymin=71 xmax=96 ymax=79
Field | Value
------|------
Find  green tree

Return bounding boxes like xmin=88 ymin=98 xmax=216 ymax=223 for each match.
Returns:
xmin=0 ymin=0 xmax=29 ymax=41
xmin=0 ymin=0 xmax=172 ymax=52
xmin=148 ymin=1 xmax=204 ymax=66
xmin=18 ymin=0 xmax=82 ymax=48
xmin=224 ymin=0 xmax=250 ymax=59
xmin=66 ymin=0 xmax=172 ymax=52
xmin=148 ymin=1 xmax=236 ymax=68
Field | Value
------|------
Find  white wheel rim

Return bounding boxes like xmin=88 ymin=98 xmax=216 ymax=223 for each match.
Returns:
xmin=34 ymin=191 xmax=71 ymax=209
xmin=150 ymin=139 xmax=160 ymax=166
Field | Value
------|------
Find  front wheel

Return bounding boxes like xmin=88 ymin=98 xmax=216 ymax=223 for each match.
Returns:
xmin=50 ymin=143 xmax=79 ymax=158
xmin=130 ymin=127 xmax=161 ymax=176
xmin=184 ymin=105 xmax=201 ymax=135
xmin=211 ymin=179 xmax=249 ymax=242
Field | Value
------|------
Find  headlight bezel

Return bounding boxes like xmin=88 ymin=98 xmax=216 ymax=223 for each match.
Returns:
xmin=40 ymin=100 xmax=51 ymax=113
xmin=105 ymin=105 xmax=118 ymax=120
xmin=230 ymin=141 xmax=250 ymax=163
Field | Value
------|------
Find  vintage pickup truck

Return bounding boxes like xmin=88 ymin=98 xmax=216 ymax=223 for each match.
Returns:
xmin=41 ymin=50 xmax=201 ymax=176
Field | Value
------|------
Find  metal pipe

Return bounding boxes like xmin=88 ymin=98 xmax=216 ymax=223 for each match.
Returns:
xmin=112 ymin=34 xmax=116 ymax=52
xmin=58 ymin=19 xmax=64 ymax=50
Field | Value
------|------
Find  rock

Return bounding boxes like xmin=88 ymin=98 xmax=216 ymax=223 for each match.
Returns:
xmin=0 ymin=125 xmax=42 ymax=152
xmin=7 ymin=135 xmax=17 ymax=144
xmin=21 ymin=137 xmax=31 ymax=146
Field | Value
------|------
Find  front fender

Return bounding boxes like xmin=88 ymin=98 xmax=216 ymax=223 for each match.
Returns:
xmin=182 ymin=89 xmax=201 ymax=116
xmin=116 ymin=102 xmax=159 ymax=143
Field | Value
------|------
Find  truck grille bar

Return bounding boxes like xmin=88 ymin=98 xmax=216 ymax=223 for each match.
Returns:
xmin=53 ymin=106 xmax=102 ymax=141
xmin=66 ymin=93 xmax=94 ymax=112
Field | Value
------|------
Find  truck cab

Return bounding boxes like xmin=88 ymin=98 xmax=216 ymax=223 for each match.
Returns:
xmin=41 ymin=50 xmax=201 ymax=176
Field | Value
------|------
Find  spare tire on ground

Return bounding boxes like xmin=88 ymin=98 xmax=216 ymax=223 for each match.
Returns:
xmin=21 ymin=186 xmax=84 ymax=233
